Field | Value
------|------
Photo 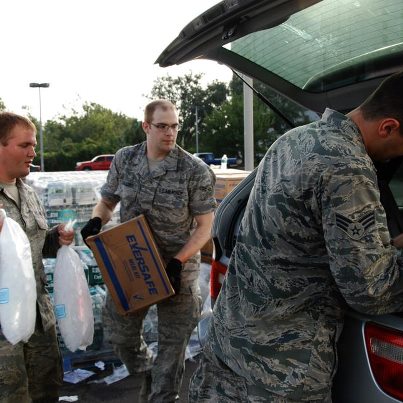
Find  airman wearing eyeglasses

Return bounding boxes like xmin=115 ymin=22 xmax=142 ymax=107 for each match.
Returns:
xmin=81 ymin=99 xmax=216 ymax=403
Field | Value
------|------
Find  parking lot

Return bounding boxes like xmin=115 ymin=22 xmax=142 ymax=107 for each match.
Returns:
xmin=60 ymin=354 xmax=199 ymax=402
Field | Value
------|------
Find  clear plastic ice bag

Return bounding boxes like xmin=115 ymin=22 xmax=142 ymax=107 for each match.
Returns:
xmin=54 ymin=220 xmax=94 ymax=352
xmin=0 ymin=209 xmax=37 ymax=344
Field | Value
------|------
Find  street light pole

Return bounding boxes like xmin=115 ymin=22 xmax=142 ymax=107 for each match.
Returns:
xmin=195 ymin=105 xmax=199 ymax=154
xmin=29 ymin=82 xmax=49 ymax=172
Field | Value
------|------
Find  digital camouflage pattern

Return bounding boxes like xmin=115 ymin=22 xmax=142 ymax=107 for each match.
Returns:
xmin=189 ymin=341 xmax=331 ymax=402
xmin=103 ymin=287 xmax=201 ymax=403
xmin=199 ymin=109 xmax=403 ymax=402
xmin=101 ymin=142 xmax=215 ymax=402
xmin=0 ymin=322 xmax=62 ymax=403
xmin=102 ymin=142 xmax=216 ymax=264
xmin=0 ymin=179 xmax=62 ymax=402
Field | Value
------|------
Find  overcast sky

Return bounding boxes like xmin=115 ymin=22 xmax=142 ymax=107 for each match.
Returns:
xmin=1 ymin=0 xmax=232 ymax=122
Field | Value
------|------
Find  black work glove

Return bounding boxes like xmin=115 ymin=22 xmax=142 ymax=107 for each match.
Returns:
xmin=81 ymin=217 xmax=102 ymax=247
xmin=165 ymin=258 xmax=182 ymax=294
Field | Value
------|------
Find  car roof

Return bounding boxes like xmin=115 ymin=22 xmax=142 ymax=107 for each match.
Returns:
xmin=156 ymin=0 xmax=403 ymax=113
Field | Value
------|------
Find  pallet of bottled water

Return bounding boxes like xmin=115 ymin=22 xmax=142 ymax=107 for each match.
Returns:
xmin=25 ymin=171 xmax=120 ymax=246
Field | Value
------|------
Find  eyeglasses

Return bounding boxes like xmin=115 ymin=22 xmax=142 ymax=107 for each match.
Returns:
xmin=150 ymin=122 xmax=181 ymax=132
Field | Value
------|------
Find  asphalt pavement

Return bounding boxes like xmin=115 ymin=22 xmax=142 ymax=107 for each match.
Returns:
xmin=58 ymin=262 xmax=212 ymax=402
xmin=59 ymin=353 xmax=200 ymax=402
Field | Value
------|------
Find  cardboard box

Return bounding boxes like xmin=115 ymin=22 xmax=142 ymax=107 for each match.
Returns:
xmin=201 ymin=239 xmax=213 ymax=264
xmin=212 ymin=168 xmax=251 ymax=203
xmin=198 ymin=168 xmax=251 ymax=264
xmin=86 ymin=215 xmax=174 ymax=315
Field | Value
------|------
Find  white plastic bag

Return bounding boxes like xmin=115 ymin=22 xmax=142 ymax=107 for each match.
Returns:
xmin=0 ymin=209 xmax=37 ymax=344
xmin=54 ymin=220 xmax=94 ymax=352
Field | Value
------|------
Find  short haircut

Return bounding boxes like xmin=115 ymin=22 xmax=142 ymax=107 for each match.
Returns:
xmin=360 ymin=71 xmax=403 ymax=134
xmin=144 ymin=99 xmax=177 ymax=123
xmin=0 ymin=112 xmax=36 ymax=146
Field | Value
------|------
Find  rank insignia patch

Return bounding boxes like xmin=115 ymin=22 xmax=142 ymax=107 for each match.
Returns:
xmin=335 ymin=211 xmax=375 ymax=240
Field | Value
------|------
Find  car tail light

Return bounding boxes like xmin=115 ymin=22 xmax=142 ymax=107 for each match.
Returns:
xmin=364 ymin=322 xmax=403 ymax=401
xmin=210 ymin=259 xmax=227 ymax=300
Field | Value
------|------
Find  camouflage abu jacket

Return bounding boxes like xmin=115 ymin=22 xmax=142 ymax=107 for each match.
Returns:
xmin=101 ymin=142 xmax=216 ymax=289
xmin=208 ymin=109 xmax=403 ymax=401
xmin=0 ymin=179 xmax=60 ymax=332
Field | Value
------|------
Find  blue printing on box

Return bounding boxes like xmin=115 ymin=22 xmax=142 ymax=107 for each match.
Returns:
xmin=93 ymin=219 xmax=171 ymax=312
xmin=136 ymin=220 xmax=170 ymax=294
xmin=94 ymin=238 xmax=130 ymax=311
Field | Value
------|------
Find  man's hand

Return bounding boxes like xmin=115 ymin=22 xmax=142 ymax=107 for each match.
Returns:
xmin=392 ymin=233 xmax=403 ymax=249
xmin=58 ymin=223 xmax=75 ymax=246
xmin=165 ymin=258 xmax=182 ymax=294
xmin=81 ymin=217 xmax=102 ymax=246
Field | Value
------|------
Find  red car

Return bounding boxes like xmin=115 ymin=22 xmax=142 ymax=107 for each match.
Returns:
xmin=75 ymin=155 xmax=114 ymax=171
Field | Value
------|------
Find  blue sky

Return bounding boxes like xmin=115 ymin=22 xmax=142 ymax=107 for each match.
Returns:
xmin=1 ymin=0 xmax=232 ymax=122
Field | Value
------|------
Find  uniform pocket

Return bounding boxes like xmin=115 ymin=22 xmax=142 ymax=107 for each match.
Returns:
xmin=117 ymin=181 xmax=140 ymax=217
xmin=153 ymin=186 xmax=188 ymax=220
xmin=27 ymin=198 xmax=48 ymax=230
xmin=119 ymin=180 xmax=140 ymax=199
xmin=302 ymin=318 xmax=338 ymax=400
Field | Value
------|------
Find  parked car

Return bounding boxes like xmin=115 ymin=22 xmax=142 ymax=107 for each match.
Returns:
xmin=157 ymin=0 xmax=403 ymax=401
xmin=75 ymin=154 xmax=114 ymax=171
xmin=193 ymin=152 xmax=241 ymax=168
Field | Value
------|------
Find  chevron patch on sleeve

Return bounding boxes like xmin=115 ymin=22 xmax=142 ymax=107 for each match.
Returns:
xmin=335 ymin=211 xmax=375 ymax=240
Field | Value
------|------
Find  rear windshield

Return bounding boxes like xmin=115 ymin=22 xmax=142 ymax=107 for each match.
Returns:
xmin=228 ymin=0 xmax=403 ymax=92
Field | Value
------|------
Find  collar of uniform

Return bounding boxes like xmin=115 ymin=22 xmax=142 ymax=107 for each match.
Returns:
xmin=148 ymin=147 xmax=179 ymax=179
xmin=163 ymin=146 xmax=179 ymax=171
xmin=322 ymin=108 xmax=365 ymax=148
xmin=321 ymin=108 xmax=350 ymax=126
xmin=16 ymin=178 xmax=37 ymax=199
xmin=15 ymin=178 xmax=30 ymax=202
xmin=132 ymin=142 xmax=147 ymax=166
xmin=0 ymin=178 xmax=20 ymax=192
xmin=139 ymin=142 xmax=179 ymax=172
xmin=15 ymin=178 xmax=26 ymax=190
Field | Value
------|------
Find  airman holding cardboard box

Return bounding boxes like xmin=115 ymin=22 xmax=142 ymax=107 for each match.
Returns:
xmin=81 ymin=100 xmax=216 ymax=403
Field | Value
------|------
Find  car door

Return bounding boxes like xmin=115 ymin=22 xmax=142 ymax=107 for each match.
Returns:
xmin=93 ymin=156 xmax=104 ymax=170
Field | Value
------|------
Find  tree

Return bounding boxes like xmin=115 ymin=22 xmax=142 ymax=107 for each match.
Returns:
xmin=0 ymin=98 xmax=5 ymax=111
xmin=149 ymin=73 xmax=228 ymax=151
xmin=42 ymin=103 xmax=143 ymax=171
xmin=202 ymin=74 xmax=317 ymax=165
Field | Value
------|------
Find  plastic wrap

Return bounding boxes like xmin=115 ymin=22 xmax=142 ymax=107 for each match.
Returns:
xmin=0 ymin=209 xmax=37 ymax=344
xmin=54 ymin=221 xmax=94 ymax=352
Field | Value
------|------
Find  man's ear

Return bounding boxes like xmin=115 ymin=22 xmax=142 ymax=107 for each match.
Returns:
xmin=378 ymin=118 xmax=400 ymax=138
xmin=142 ymin=121 xmax=150 ymax=133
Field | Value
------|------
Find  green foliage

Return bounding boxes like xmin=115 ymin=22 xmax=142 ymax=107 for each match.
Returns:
xmin=0 ymin=71 xmax=317 ymax=172
xmin=200 ymin=93 xmax=243 ymax=156
xmin=200 ymin=76 xmax=277 ymax=164
xmin=149 ymin=73 xmax=228 ymax=151
xmin=41 ymin=102 xmax=143 ymax=171
xmin=148 ymin=73 xmax=315 ymax=166
xmin=0 ymin=98 xmax=5 ymax=111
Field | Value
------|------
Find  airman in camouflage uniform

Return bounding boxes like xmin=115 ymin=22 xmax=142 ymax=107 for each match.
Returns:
xmin=189 ymin=72 xmax=403 ymax=402
xmin=0 ymin=112 xmax=74 ymax=403
xmin=82 ymin=100 xmax=216 ymax=402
